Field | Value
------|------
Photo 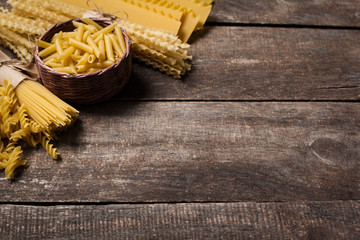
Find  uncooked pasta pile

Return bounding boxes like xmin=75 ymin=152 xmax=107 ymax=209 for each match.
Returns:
xmin=0 ymin=78 xmax=78 ymax=179
xmin=0 ymin=0 xmax=209 ymax=78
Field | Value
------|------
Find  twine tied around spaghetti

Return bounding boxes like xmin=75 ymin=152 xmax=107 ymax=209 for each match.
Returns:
xmin=0 ymin=50 xmax=38 ymax=88
xmin=83 ymin=0 xmax=128 ymax=21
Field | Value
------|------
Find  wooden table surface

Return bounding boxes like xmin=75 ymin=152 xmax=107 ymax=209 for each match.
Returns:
xmin=1 ymin=0 xmax=360 ymax=239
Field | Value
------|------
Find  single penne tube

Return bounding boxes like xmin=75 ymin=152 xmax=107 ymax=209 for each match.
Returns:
xmin=68 ymin=58 xmax=77 ymax=74
xmin=39 ymin=44 xmax=57 ymax=57
xmin=104 ymin=34 xmax=115 ymax=62
xmin=77 ymin=52 xmax=90 ymax=65
xmin=69 ymin=38 xmax=93 ymax=54
xmin=37 ymin=39 xmax=52 ymax=49
xmin=58 ymin=46 xmax=75 ymax=61
xmin=45 ymin=61 xmax=64 ymax=68
xmin=70 ymin=54 xmax=82 ymax=61
xmin=81 ymin=18 xmax=103 ymax=31
xmin=86 ymin=67 xmax=102 ymax=73
xmin=115 ymin=26 xmax=126 ymax=53
xmin=86 ymin=36 xmax=102 ymax=60
xmin=76 ymin=60 xmax=114 ymax=72
xmin=82 ymin=30 xmax=92 ymax=42
xmin=92 ymin=23 xmax=117 ymax=39
xmin=75 ymin=23 xmax=85 ymax=41
xmin=109 ymin=34 xmax=124 ymax=58
xmin=75 ymin=63 xmax=91 ymax=73
xmin=94 ymin=33 xmax=104 ymax=44
xmin=62 ymin=32 xmax=77 ymax=39
xmin=72 ymin=21 xmax=81 ymax=28
xmin=73 ymin=21 xmax=98 ymax=32
xmin=42 ymin=52 xmax=58 ymax=63
xmin=51 ymin=32 xmax=60 ymax=43
xmin=53 ymin=66 xmax=73 ymax=74
xmin=97 ymin=60 xmax=114 ymax=68
xmin=55 ymin=38 xmax=64 ymax=55
xmin=98 ymin=39 xmax=105 ymax=61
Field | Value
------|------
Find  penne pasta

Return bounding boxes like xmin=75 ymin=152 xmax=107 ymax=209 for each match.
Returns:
xmin=115 ymin=26 xmax=126 ymax=53
xmin=98 ymin=39 xmax=105 ymax=61
xmin=86 ymin=36 xmax=102 ymax=60
xmin=77 ymin=52 xmax=90 ymax=65
xmin=104 ymin=34 xmax=114 ymax=62
xmin=69 ymin=38 xmax=93 ymax=54
xmin=58 ymin=46 xmax=75 ymax=61
xmin=38 ymin=19 xmax=126 ymax=74
xmin=81 ymin=18 xmax=103 ymax=31
xmin=109 ymin=34 xmax=124 ymax=58
xmin=53 ymin=66 xmax=73 ymax=73
xmin=75 ymin=22 xmax=85 ymax=41
xmin=92 ymin=23 xmax=117 ymax=39
xmin=39 ymin=44 xmax=56 ymax=57
xmin=37 ymin=39 xmax=52 ymax=49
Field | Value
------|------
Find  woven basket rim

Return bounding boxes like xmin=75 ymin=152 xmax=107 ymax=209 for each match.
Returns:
xmin=33 ymin=17 xmax=132 ymax=104
xmin=34 ymin=18 xmax=130 ymax=78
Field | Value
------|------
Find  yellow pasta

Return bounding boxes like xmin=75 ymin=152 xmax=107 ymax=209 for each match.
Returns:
xmin=92 ymin=23 xmax=117 ymax=39
xmin=40 ymin=134 xmax=59 ymax=159
xmin=69 ymin=38 xmax=93 ymax=54
xmin=38 ymin=44 xmax=56 ymax=58
xmin=0 ymin=78 xmax=76 ymax=179
xmin=82 ymin=29 xmax=92 ymax=42
xmin=37 ymin=39 xmax=52 ymax=49
xmin=77 ymin=52 xmax=90 ymax=65
xmin=98 ymin=39 xmax=105 ymax=59
xmin=86 ymin=36 xmax=102 ymax=59
xmin=115 ymin=26 xmax=126 ymax=54
xmin=37 ymin=19 xmax=128 ymax=74
xmin=94 ymin=33 xmax=104 ymax=44
xmin=75 ymin=22 xmax=85 ymax=41
xmin=53 ymin=66 xmax=73 ymax=74
xmin=109 ymin=34 xmax=124 ymax=58
xmin=58 ymin=46 xmax=75 ymax=61
xmin=104 ymin=34 xmax=115 ymax=62
xmin=81 ymin=18 xmax=103 ymax=31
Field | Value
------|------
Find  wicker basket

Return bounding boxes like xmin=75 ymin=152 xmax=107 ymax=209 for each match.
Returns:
xmin=34 ymin=18 xmax=132 ymax=104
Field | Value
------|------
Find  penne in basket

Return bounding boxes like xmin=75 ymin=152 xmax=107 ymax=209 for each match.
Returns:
xmin=34 ymin=18 xmax=132 ymax=104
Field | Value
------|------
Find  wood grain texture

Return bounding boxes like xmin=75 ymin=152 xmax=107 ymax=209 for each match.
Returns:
xmin=0 ymin=102 xmax=359 ymax=202
xmin=209 ymin=0 xmax=360 ymax=27
xmin=121 ymin=26 xmax=360 ymax=101
xmin=0 ymin=201 xmax=359 ymax=239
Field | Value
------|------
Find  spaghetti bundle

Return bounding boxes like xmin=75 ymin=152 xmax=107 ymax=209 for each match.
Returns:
xmin=0 ymin=78 xmax=79 ymax=179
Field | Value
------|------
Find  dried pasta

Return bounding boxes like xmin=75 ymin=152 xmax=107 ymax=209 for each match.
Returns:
xmin=0 ymin=38 xmax=33 ymax=62
xmin=38 ymin=19 xmax=127 ymax=74
xmin=0 ymin=78 xmax=79 ymax=179
xmin=7 ymin=0 xmax=69 ymax=24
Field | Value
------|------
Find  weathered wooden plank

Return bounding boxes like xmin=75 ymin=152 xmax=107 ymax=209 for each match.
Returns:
xmin=209 ymin=0 xmax=360 ymax=27
xmin=0 ymin=102 xmax=359 ymax=202
xmin=0 ymin=201 xmax=359 ymax=239
xmin=121 ymin=26 xmax=360 ymax=101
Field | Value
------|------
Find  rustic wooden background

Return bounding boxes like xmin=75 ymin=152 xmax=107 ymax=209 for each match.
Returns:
xmin=0 ymin=0 xmax=360 ymax=239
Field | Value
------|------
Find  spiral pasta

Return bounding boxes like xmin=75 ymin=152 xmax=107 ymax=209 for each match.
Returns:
xmin=0 ymin=78 xmax=78 ymax=179
xmin=40 ymin=134 xmax=59 ymax=160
